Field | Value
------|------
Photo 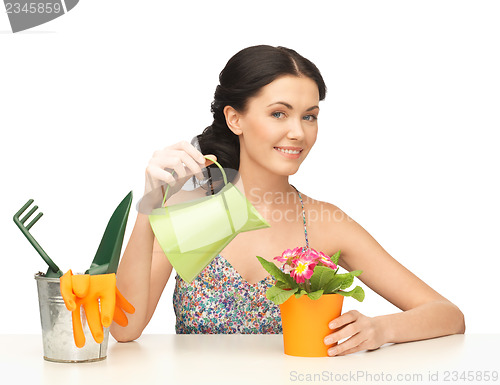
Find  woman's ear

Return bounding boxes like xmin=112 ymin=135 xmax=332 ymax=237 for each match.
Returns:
xmin=224 ymin=106 xmax=243 ymax=135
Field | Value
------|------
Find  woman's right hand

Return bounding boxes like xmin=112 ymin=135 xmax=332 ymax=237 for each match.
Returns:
xmin=143 ymin=140 xmax=217 ymax=203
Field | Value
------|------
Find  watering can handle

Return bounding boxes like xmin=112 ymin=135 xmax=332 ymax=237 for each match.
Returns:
xmin=162 ymin=155 xmax=228 ymax=207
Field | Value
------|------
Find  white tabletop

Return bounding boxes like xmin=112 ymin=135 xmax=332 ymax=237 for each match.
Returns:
xmin=1 ymin=334 xmax=499 ymax=385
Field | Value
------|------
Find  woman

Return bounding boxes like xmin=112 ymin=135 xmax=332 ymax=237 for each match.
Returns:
xmin=110 ymin=45 xmax=465 ymax=356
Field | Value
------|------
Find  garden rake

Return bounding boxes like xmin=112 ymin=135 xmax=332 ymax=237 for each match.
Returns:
xmin=13 ymin=199 xmax=63 ymax=278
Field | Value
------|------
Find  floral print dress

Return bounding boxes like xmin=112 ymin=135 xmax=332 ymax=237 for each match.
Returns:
xmin=172 ymin=185 xmax=309 ymax=334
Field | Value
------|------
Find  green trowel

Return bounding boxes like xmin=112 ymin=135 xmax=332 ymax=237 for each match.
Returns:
xmin=85 ymin=191 xmax=133 ymax=275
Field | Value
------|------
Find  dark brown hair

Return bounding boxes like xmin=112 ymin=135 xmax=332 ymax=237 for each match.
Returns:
xmin=193 ymin=45 xmax=327 ymax=190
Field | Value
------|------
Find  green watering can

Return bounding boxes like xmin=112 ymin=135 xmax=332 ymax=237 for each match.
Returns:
xmin=149 ymin=157 xmax=270 ymax=283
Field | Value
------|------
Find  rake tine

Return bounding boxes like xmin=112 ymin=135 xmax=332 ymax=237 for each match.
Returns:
xmin=26 ymin=212 xmax=43 ymax=231
xmin=21 ymin=205 xmax=38 ymax=224
xmin=14 ymin=199 xmax=34 ymax=220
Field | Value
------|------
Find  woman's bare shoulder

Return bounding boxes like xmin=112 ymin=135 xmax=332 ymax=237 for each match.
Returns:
xmin=299 ymin=192 xmax=355 ymax=255
xmin=300 ymin=192 xmax=351 ymax=225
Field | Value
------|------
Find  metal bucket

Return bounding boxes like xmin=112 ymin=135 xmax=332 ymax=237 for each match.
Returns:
xmin=35 ymin=273 xmax=109 ymax=363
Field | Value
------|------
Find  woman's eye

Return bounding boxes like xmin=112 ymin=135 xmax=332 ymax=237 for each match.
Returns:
xmin=272 ymin=112 xmax=286 ymax=119
xmin=303 ymin=114 xmax=318 ymax=121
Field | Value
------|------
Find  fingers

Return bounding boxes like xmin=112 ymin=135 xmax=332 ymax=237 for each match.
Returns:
xmin=112 ymin=288 xmax=135 ymax=327
xmin=324 ymin=322 xmax=358 ymax=346
xmin=171 ymin=140 xmax=207 ymax=165
xmin=71 ymin=303 xmax=86 ymax=348
xmin=116 ymin=287 xmax=135 ymax=314
xmin=61 ymin=271 xmax=89 ymax=348
xmin=83 ymin=300 xmax=104 ymax=344
xmin=324 ymin=311 xmax=383 ymax=357
xmin=60 ymin=270 xmax=76 ymax=311
xmin=151 ymin=149 xmax=203 ymax=182
xmin=113 ymin=305 xmax=128 ymax=327
xmin=145 ymin=165 xmax=177 ymax=189
xmin=62 ymin=272 xmax=126 ymax=347
xmin=96 ymin=274 xmax=116 ymax=328
xmin=328 ymin=309 xmax=360 ymax=330
xmin=145 ymin=140 xmax=218 ymax=194
xmin=329 ymin=333 xmax=367 ymax=357
xmin=170 ymin=150 xmax=202 ymax=179
xmin=325 ymin=310 xmax=360 ymax=344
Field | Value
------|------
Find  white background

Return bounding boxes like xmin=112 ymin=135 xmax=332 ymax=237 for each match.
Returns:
xmin=1 ymin=0 xmax=499 ymax=336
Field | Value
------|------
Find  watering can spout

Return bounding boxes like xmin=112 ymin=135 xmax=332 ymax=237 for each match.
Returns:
xmin=240 ymin=197 xmax=270 ymax=233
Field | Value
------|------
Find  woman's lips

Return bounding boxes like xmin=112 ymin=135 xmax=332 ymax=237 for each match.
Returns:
xmin=274 ymin=147 xmax=303 ymax=159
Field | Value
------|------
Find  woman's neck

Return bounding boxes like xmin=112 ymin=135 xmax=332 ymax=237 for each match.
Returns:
xmin=234 ymin=159 xmax=297 ymax=208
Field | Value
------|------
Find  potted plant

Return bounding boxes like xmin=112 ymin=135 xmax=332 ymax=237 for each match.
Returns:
xmin=257 ymin=247 xmax=365 ymax=357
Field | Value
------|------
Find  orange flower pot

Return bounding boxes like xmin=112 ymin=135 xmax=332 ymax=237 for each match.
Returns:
xmin=280 ymin=293 xmax=344 ymax=357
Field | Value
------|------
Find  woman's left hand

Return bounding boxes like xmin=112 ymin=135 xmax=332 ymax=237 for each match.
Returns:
xmin=323 ymin=310 xmax=386 ymax=356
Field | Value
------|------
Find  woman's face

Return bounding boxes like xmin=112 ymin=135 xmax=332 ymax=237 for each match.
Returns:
xmin=235 ymin=75 xmax=320 ymax=177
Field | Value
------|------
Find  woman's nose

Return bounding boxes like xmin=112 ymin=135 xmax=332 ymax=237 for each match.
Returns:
xmin=286 ymin=118 xmax=305 ymax=140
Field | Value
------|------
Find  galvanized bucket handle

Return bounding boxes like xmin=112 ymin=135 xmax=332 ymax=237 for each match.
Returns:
xmin=162 ymin=155 xmax=228 ymax=207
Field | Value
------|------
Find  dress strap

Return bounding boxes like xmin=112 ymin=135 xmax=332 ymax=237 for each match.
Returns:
xmin=290 ymin=185 xmax=309 ymax=248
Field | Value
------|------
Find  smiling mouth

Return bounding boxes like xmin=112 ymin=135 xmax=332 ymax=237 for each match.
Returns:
xmin=273 ymin=147 xmax=303 ymax=155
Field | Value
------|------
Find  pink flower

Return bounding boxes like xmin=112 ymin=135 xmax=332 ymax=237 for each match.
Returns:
xmin=290 ymin=258 xmax=317 ymax=283
xmin=301 ymin=248 xmax=318 ymax=261
xmin=285 ymin=247 xmax=316 ymax=284
xmin=274 ymin=247 xmax=303 ymax=264
xmin=274 ymin=246 xmax=337 ymax=284
xmin=316 ymin=251 xmax=338 ymax=270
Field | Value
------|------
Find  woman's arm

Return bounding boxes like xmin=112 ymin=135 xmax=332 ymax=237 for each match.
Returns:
xmin=110 ymin=212 xmax=173 ymax=342
xmin=323 ymin=204 xmax=465 ymax=356
xmin=110 ymin=141 xmax=214 ymax=342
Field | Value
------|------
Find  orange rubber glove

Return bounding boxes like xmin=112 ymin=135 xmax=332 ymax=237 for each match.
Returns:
xmin=60 ymin=270 xmax=135 ymax=348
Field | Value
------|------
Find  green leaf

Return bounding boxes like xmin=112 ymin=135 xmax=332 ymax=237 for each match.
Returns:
xmin=294 ymin=289 xmax=307 ymax=299
xmin=350 ymin=270 xmax=363 ymax=277
xmin=256 ymin=256 xmax=297 ymax=288
xmin=339 ymin=273 xmax=355 ymax=290
xmin=275 ymin=280 xmax=292 ymax=290
xmin=331 ymin=250 xmax=341 ymax=265
xmin=337 ymin=286 xmax=365 ymax=302
xmin=323 ymin=273 xmax=354 ymax=294
xmin=307 ymin=289 xmax=324 ymax=300
xmin=266 ymin=286 xmax=298 ymax=305
xmin=310 ymin=265 xmax=337 ymax=292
